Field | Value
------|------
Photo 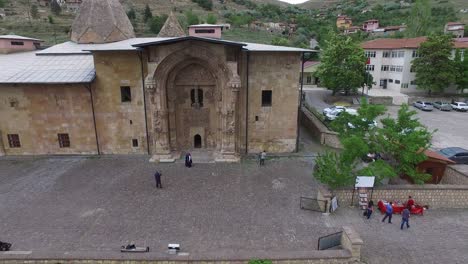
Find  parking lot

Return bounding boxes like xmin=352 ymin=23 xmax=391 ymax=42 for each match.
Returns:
xmin=385 ymin=105 xmax=468 ymax=150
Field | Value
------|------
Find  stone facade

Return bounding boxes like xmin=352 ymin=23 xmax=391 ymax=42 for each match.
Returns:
xmin=300 ymin=107 xmax=342 ymax=149
xmin=0 ymin=84 xmax=98 ymax=155
xmin=441 ymin=165 xmax=468 ymax=185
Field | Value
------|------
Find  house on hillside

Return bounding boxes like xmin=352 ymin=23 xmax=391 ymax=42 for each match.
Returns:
xmin=345 ymin=26 xmax=360 ymax=35
xmin=188 ymin=24 xmax=223 ymax=39
xmin=302 ymin=61 xmax=320 ymax=86
xmin=362 ymin=37 xmax=468 ymax=94
xmin=336 ymin=15 xmax=352 ymax=29
xmin=64 ymin=0 xmax=82 ymax=13
xmin=362 ymin=19 xmax=379 ymax=32
xmin=445 ymin=22 xmax=465 ymax=38
xmin=0 ymin=35 xmax=43 ymax=54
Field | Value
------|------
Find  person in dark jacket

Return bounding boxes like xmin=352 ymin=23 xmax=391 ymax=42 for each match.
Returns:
xmin=401 ymin=207 xmax=410 ymax=230
xmin=185 ymin=153 xmax=192 ymax=168
xmin=154 ymin=170 xmax=162 ymax=189
xmin=366 ymin=200 xmax=374 ymax=219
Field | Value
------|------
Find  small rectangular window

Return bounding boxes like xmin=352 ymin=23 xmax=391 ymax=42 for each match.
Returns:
xmin=410 ymin=80 xmax=417 ymax=85
xmin=366 ymin=65 xmax=374 ymax=71
xmin=389 ymin=79 xmax=393 ymax=83
xmin=120 ymin=86 xmax=131 ymax=102
xmin=261 ymin=90 xmax=272 ymax=107
xmin=7 ymin=134 xmax=21 ymax=148
xmin=383 ymin=51 xmax=391 ymax=58
xmin=195 ymin=29 xmax=215 ymax=34
xmin=11 ymin=41 xmax=24 ymax=46
xmin=58 ymin=133 xmax=70 ymax=148
xmin=395 ymin=80 xmax=401 ymax=84
xmin=401 ymin=83 xmax=409 ymax=88
xmin=132 ymin=139 xmax=138 ymax=147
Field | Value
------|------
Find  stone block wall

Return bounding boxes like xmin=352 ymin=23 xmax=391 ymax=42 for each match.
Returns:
xmin=300 ymin=107 xmax=342 ymax=149
xmin=441 ymin=165 xmax=468 ymax=185
xmin=333 ymin=185 xmax=468 ymax=209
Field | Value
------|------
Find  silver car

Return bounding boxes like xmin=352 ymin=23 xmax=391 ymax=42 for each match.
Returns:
xmin=413 ymin=101 xmax=434 ymax=111
xmin=433 ymin=101 xmax=452 ymax=111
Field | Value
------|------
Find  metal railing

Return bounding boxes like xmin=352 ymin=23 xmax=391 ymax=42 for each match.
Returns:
xmin=300 ymin=196 xmax=328 ymax=213
xmin=317 ymin=231 xmax=343 ymax=250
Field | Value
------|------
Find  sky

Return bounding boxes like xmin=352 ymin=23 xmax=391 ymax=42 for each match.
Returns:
xmin=278 ymin=0 xmax=309 ymax=4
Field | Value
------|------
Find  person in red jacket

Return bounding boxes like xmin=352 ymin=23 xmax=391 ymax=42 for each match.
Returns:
xmin=406 ymin=196 xmax=415 ymax=208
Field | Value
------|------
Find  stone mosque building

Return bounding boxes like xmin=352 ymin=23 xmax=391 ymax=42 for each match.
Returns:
xmin=0 ymin=0 xmax=310 ymax=162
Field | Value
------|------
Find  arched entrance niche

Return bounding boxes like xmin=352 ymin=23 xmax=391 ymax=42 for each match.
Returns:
xmin=146 ymin=42 xmax=241 ymax=161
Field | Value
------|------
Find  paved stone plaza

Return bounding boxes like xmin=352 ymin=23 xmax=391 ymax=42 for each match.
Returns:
xmin=1 ymin=156 xmax=468 ymax=263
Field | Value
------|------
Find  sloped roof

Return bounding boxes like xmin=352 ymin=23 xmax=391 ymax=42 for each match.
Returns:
xmin=0 ymin=52 xmax=95 ymax=84
xmin=157 ymin=12 xmax=186 ymax=38
xmin=189 ymin=24 xmax=223 ymax=28
xmin=0 ymin=35 xmax=43 ymax=42
xmin=424 ymin=149 xmax=456 ymax=164
xmin=70 ymin=0 xmax=135 ymax=44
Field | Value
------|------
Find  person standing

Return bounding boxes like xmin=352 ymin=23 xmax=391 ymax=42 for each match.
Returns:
xmin=401 ymin=207 xmax=410 ymax=230
xmin=154 ymin=170 xmax=162 ymax=189
xmin=406 ymin=196 xmax=415 ymax=208
xmin=185 ymin=153 xmax=192 ymax=168
xmin=382 ymin=202 xmax=393 ymax=223
xmin=259 ymin=150 xmax=266 ymax=166
xmin=366 ymin=200 xmax=374 ymax=219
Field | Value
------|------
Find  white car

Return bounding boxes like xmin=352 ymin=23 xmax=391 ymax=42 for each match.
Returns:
xmin=451 ymin=102 xmax=468 ymax=112
xmin=322 ymin=105 xmax=346 ymax=116
xmin=348 ymin=119 xmax=378 ymax=129
xmin=325 ymin=108 xmax=358 ymax=121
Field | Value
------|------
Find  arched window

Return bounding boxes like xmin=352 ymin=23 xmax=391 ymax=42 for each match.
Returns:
xmin=190 ymin=88 xmax=203 ymax=108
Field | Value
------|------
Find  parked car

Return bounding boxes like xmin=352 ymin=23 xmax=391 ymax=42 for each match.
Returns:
xmin=438 ymin=147 xmax=468 ymax=164
xmin=433 ymin=101 xmax=452 ymax=111
xmin=347 ymin=119 xmax=378 ymax=129
xmin=413 ymin=101 xmax=434 ymax=111
xmin=325 ymin=108 xmax=357 ymax=121
xmin=450 ymin=102 xmax=468 ymax=112
xmin=322 ymin=105 xmax=346 ymax=116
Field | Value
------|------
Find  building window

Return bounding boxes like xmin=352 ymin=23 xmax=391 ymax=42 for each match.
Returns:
xmin=306 ymin=75 xmax=312 ymax=84
xmin=410 ymin=80 xmax=417 ymax=85
xmin=195 ymin=29 xmax=215 ymax=34
xmin=410 ymin=65 xmax=416 ymax=72
xmin=261 ymin=90 xmax=272 ymax=107
xmin=365 ymin=51 xmax=376 ymax=58
xmin=11 ymin=41 xmax=24 ymax=46
xmin=366 ymin=65 xmax=375 ymax=71
xmin=391 ymin=50 xmax=405 ymax=58
xmin=396 ymin=66 xmax=403 ymax=72
xmin=381 ymin=65 xmax=389 ymax=71
xmin=120 ymin=86 xmax=131 ymax=102
xmin=390 ymin=65 xmax=396 ymax=72
xmin=190 ymin=88 xmax=204 ymax=108
xmin=383 ymin=51 xmax=391 ymax=58
xmin=388 ymin=79 xmax=393 ymax=83
xmin=58 ymin=133 xmax=70 ymax=148
xmin=401 ymin=83 xmax=409 ymax=88
xmin=395 ymin=80 xmax=401 ymax=84
xmin=412 ymin=50 xmax=420 ymax=58
xmin=132 ymin=139 xmax=138 ymax=147
xmin=7 ymin=134 xmax=21 ymax=148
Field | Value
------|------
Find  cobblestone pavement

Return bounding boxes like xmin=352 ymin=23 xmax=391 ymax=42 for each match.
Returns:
xmin=0 ymin=156 xmax=338 ymax=259
xmin=326 ymin=207 xmax=468 ymax=264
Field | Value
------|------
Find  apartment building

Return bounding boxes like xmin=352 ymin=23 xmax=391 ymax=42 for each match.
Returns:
xmin=362 ymin=37 xmax=467 ymax=93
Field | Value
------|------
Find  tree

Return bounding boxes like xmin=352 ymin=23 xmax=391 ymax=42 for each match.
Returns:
xmin=315 ymin=32 xmax=368 ymax=95
xmin=192 ymin=0 xmax=213 ymax=11
xmin=271 ymin=37 xmax=289 ymax=47
xmin=50 ymin=0 xmax=61 ymax=16
xmin=412 ymin=34 xmax=456 ymax=94
xmin=206 ymin=13 xmax=217 ymax=24
xmin=127 ymin=7 xmax=136 ymax=21
xmin=143 ymin=4 xmax=152 ymax=23
xmin=31 ymin=5 xmax=39 ymax=19
xmin=185 ymin=10 xmax=200 ymax=26
xmin=149 ymin=14 xmax=168 ymax=34
xmin=455 ymin=49 xmax=468 ymax=93
xmin=314 ymin=151 xmax=354 ymax=189
xmin=0 ymin=0 xmax=5 ymax=8
xmin=406 ymin=0 xmax=431 ymax=37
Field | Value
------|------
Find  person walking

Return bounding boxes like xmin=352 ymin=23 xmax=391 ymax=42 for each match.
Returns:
xmin=154 ymin=170 xmax=162 ymax=189
xmin=259 ymin=150 xmax=266 ymax=166
xmin=185 ymin=153 xmax=192 ymax=168
xmin=366 ymin=200 xmax=374 ymax=219
xmin=401 ymin=207 xmax=410 ymax=230
xmin=382 ymin=202 xmax=393 ymax=223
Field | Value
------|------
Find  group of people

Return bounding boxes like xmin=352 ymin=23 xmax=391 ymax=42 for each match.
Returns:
xmin=365 ymin=196 xmax=414 ymax=230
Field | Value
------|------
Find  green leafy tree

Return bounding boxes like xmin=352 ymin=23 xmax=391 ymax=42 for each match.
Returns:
xmin=0 ymin=0 xmax=5 ymax=8
xmin=192 ymin=0 xmax=213 ymax=11
xmin=271 ymin=37 xmax=289 ymax=47
xmin=149 ymin=14 xmax=168 ymax=34
xmin=206 ymin=13 xmax=217 ymax=24
xmin=412 ymin=34 xmax=456 ymax=94
xmin=143 ymin=4 xmax=152 ymax=23
xmin=315 ymin=32 xmax=367 ymax=95
xmin=31 ymin=4 xmax=39 ymax=19
xmin=314 ymin=151 xmax=355 ymax=189
xmin=50 ymin=0 xmax=61 ymax=16
xmin=127 ymin=7 xmax=136 ymax=21
xmin=185 ymin=10 xmax=200 ymax=26
xmin=406 ymin=0 xmax=431 ymax=37
xmin=455 ymin=49 xmax=468 ymax=93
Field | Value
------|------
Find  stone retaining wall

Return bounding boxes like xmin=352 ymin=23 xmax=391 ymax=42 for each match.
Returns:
xmin=441 ymin=165 xmax=468 ymax=185
xmin=300 ymin=107 xmax=342 ymax=149
xmin=331 ymin=185 xmax=468 ymax=209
